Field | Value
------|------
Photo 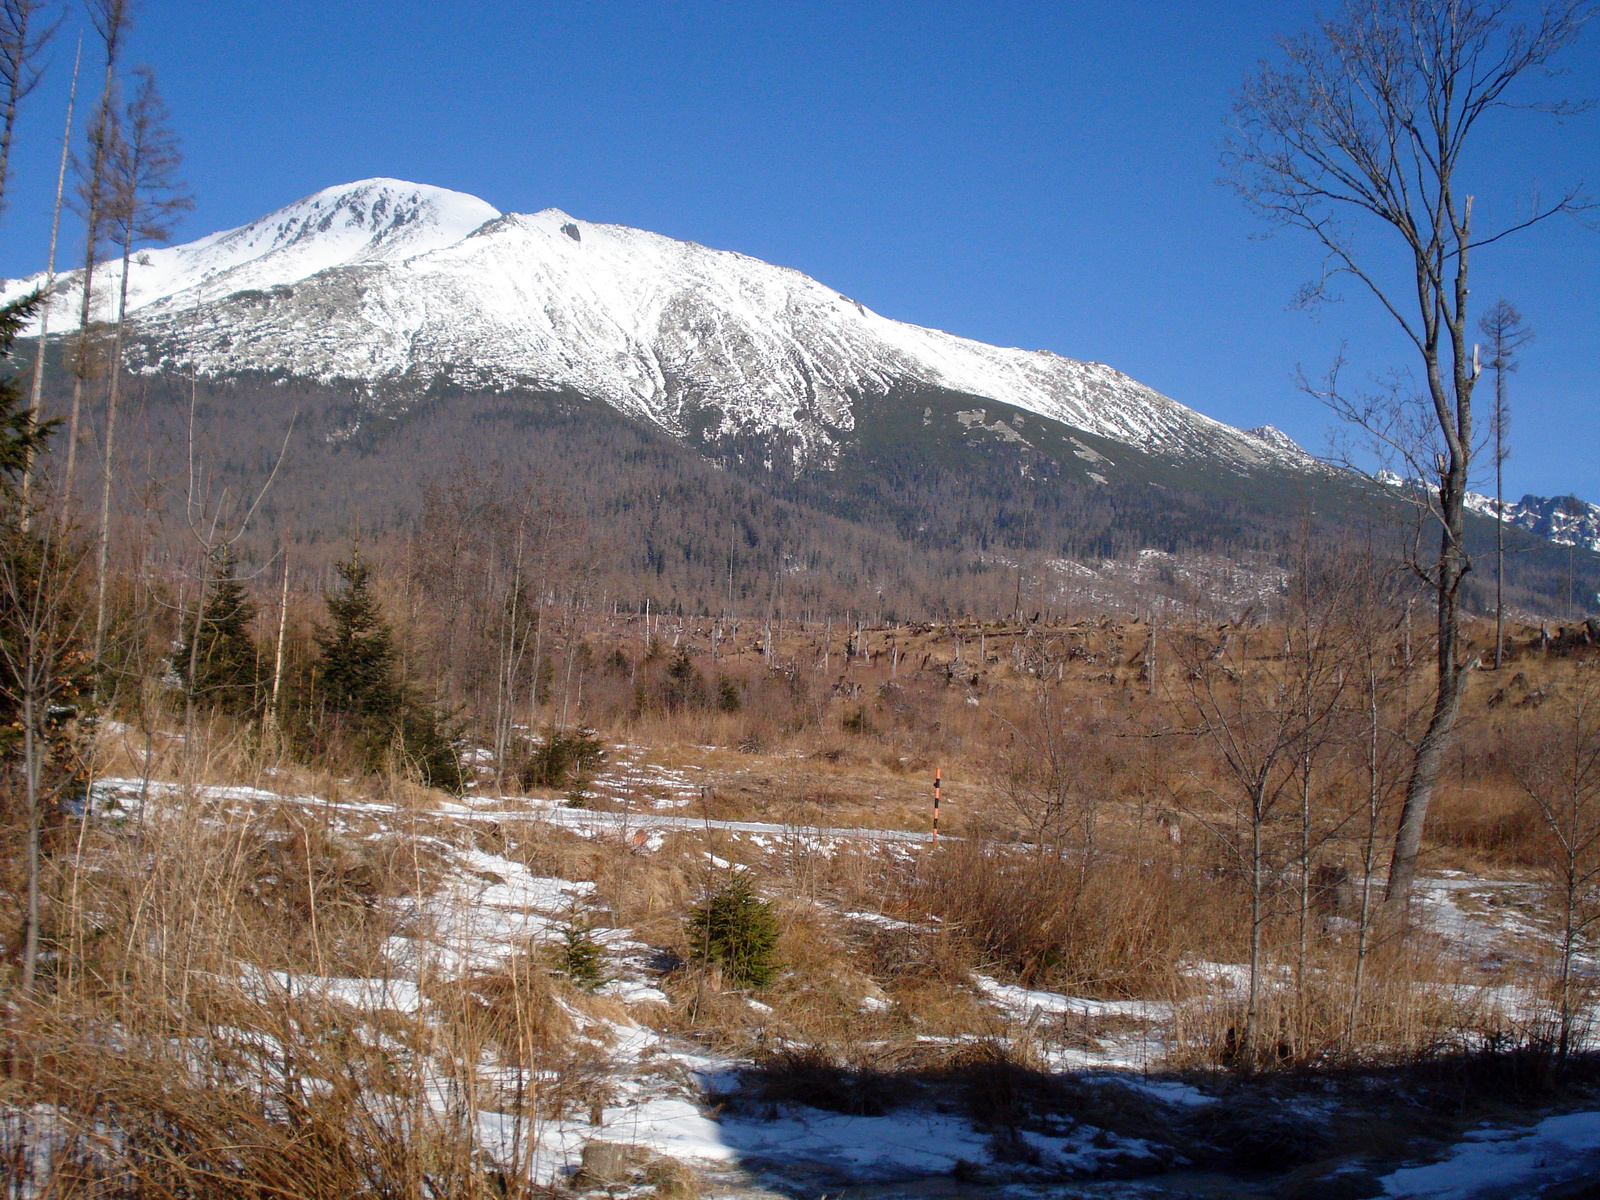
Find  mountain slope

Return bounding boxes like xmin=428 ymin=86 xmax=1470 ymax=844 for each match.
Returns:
xmin=9 ymin=178 xmax=1593 ymax=616
xmin=7 ymin=179 xmax=1304 ymax=473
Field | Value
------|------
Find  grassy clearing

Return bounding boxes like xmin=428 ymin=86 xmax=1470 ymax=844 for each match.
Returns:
xmin=0 ymin=613 xmax=1597 ymax=1194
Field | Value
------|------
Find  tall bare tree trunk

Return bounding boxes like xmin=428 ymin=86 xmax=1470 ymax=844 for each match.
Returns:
xmin=1479 ymin=298 xmax=1531 ymax=670
xmin=1386 ymin=517 xmax=1471 ymax=905
xmin=268 ymin=549 xmax=289 ymax=736
xmin=20 ymin=688 xmax=41 ymax=995
xmin=185 ymin=559 xmax=208 ymax=738
xmin=23 ymin=40 xmax=78 ymax=514
xmin=1244 ymin=790 xmax=1263 ymax=1062
xmin=1494 ymin=442 xmax=1504 ymax=668
xmin=65 ymin=5 xmax=129 ymax=494
xmin=91 ymin=231 xmax=134 ymax=663
xmin=1349 ymin=649 xmax=1383 ymax=1039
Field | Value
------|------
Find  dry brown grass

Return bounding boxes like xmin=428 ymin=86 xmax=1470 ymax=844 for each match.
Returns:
xmin=1165 ymin=931 xmax=1496 ymax=1070
xmin=0 ymin=727 xmax=586 ymax=1198
xmin=890 ymin=836 xmax=1232 ymax=997
xmin=2 ymin=613 xmax=1594 ymax=1192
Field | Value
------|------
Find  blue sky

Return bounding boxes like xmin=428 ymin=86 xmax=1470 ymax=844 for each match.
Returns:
xmin=1 ymin=1 xmax=1595 ymax=500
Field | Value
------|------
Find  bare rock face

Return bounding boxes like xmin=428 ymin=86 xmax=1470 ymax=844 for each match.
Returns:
xmin=1507 ymin=493 xmax=1600 ymax=553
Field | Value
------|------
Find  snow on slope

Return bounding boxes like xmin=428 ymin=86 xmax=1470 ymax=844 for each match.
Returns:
xmin=6 ymin=179 xmax=500 ymax=329
xmin=6 ymin=179 xmax=1304 ymax=470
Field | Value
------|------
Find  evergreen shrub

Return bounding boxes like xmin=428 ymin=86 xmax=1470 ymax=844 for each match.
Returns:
xmin=514 ymin=725 xmax=605 ymax=792
xmin=686 ymin=876 xmax=779 ymax=988
xmin=556 ymin=925 xmax=608 ymax=990
xmin=174 ymin=548 xmax=259 ymax=716
xmin=313 ymin=554 xmax=465 ymax=792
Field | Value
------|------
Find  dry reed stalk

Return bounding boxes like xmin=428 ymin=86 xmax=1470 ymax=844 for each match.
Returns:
xmin=1164 ymin=931 xmax=1515 ymax=1071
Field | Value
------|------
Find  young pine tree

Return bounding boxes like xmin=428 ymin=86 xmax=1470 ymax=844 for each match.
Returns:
xmin=0 ymin=293 xmax=52 ymax=483
xmin=175 ymin=548 xmax=259 ymax=716
xmin=686 ymin=876 xmax=780 ymax=988
xmin=317 ymin=554 xmax=401 ymax=722
xmin=317 ymin=553 xmax=463 ymax=791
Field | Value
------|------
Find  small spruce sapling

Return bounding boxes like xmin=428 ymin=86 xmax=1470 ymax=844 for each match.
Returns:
xmin=174 ymin=546 xmax=259 ymax=716
xmin=686 ymin=875 xmax=779 ymax=988
xmin=514 ymin=724 xmax=605 ymax=794
xmin=554 ymin=904 xmax=610 ymax=991
xmin=316 ymin=553 xmax=465 ymax=791
xmin=318 ymin=554 xmax=401 ymax=721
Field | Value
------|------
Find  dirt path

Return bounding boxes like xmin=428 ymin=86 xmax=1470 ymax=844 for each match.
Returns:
xmin=454 ymin=801 xmax=936 ymax=845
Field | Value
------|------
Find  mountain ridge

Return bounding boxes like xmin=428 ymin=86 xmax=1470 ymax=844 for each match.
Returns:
xmin=1465 ymin=490 xmax=1600 ymax=554
xmin=4 ymin=177 xmax=1309 ymax=475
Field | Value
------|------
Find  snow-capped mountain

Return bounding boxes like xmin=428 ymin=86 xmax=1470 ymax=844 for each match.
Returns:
xmin=1466 ymin=491 xmax=1600 ymax=553
xmin=1244 ymin=424 xmax=1309 ymax=458
xmin=4 ymin=179 xmax=1306 ymax=472
xmin=14 ymin=180 xmax=500 ymax=327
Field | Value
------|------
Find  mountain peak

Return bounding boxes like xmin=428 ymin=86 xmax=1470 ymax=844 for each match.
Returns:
xmin=210 ymin=178 xmax=501 ymax=264
xmin=1246 ymin=425 xmax=1310 ymax=459
xmin=6 ymin=178 xmax=501 ymax=332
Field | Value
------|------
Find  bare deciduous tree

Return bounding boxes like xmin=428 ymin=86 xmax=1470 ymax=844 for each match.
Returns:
xmin=1478 ymin=298 xmax=1533 ymax=670
xmin=1510 ymin=668 xmax=1600 ymax=1062
xmin=1172 ymin=603 xmax=1351 ymax=1063
xmin=22 ymin=39 xmax=80 ymax=511
xmin=0 ymin=0 xmax=56 ymax=218
xmin=992 ymin=683 xmax=1099 ymax=855
xmin=63 ymin=0 xmax=131 ymax=494
xmin=1332 ymin=541 xmax=1415 ymax=1036
xmin=91 ymin=64 xmax=190 ymax=666
xmin=1225 ymin=0 xmax=1593 ymax=907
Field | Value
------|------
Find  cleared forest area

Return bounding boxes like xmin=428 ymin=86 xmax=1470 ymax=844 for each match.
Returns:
xmin=5 ymin=508 xmax=1600 ymax=1194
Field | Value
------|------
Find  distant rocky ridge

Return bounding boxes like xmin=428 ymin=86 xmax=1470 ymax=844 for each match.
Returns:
xmin=1466 ymin=490 xmax=1600 ymax=553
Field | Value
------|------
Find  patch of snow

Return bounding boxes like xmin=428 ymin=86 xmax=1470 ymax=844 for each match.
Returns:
xmin=1182 ymin=960 xmax=1251 ymax=992
xmin=1380 ymin=1110 xmax=1600 ymax=1198
xmin=598 ymin=979 xmax=670 ymax=1006
xmin=841 ymin=911 xmax=919 ymax=931
xmin=1088 ymin=1075 xmax=1215 ymax=1108
xmin=974 ymin=975 xmax=1170 ymax=1023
